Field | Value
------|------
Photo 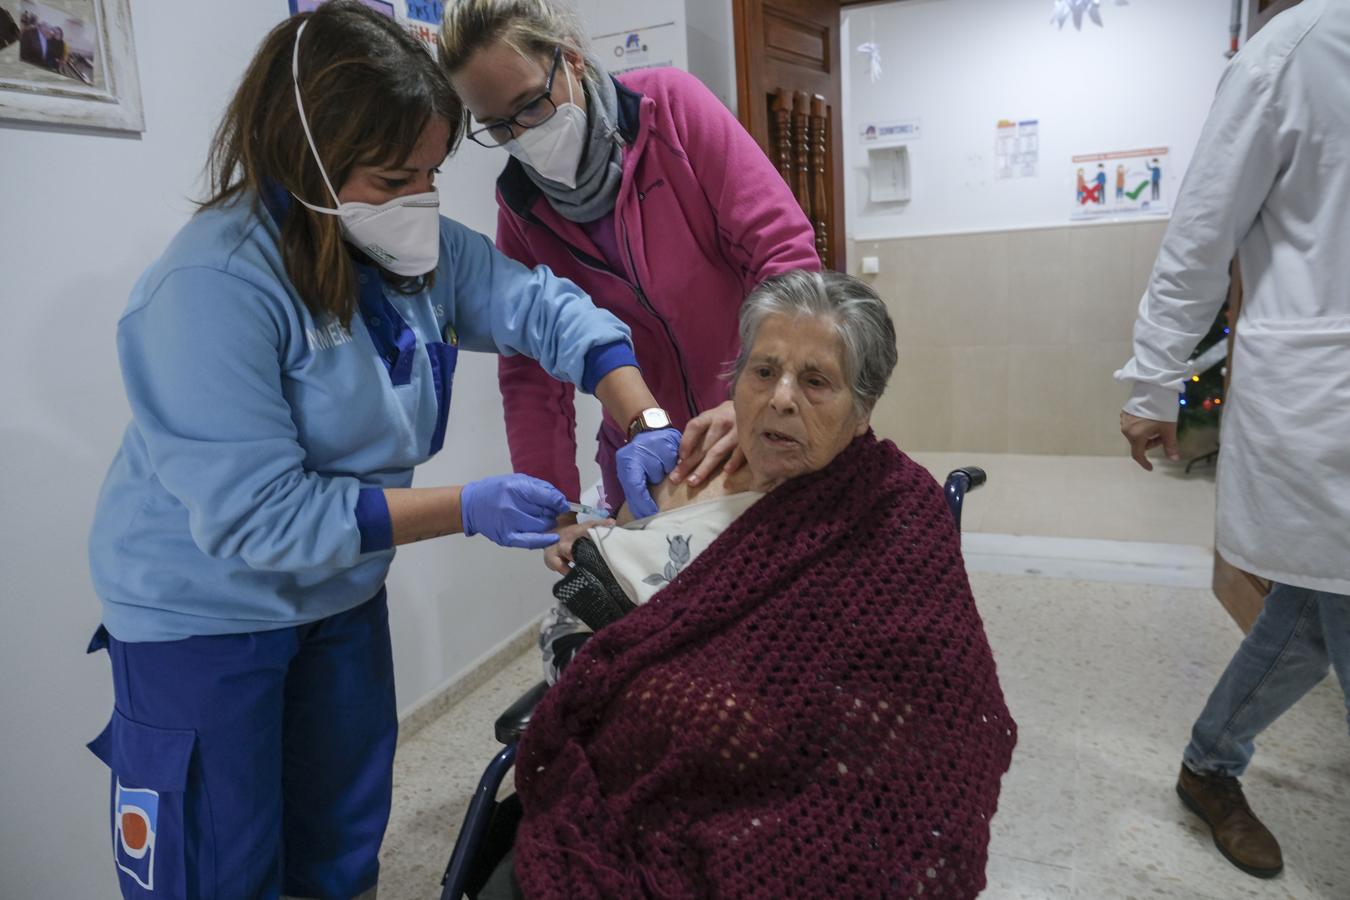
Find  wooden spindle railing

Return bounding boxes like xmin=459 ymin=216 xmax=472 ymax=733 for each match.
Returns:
xmin=763 ymin=85 xmax=834 ymax=268
xmin=809 ymin=94 xmax=830 ymax=268
xmin=792 ymin=90 xmax=812 ymax=220
xmin=771 ymin=89 xmax=793 ymax=189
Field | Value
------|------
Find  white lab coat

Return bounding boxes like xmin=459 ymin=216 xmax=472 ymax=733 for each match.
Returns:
xmin=1116 ymin=0 xmax=1350 ymax=595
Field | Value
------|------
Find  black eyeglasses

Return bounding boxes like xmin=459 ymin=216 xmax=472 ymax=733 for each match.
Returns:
xmin=467 ymin=46 xmax=564 ymax=148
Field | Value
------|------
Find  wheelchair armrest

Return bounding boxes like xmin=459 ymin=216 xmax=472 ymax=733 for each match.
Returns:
xmin=956 ymin=466 xmax=987 ymax=489
xmin=494 ymin=680 xmax=549 ymax=745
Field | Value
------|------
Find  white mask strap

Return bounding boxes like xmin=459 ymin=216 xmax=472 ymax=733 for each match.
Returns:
xmin=291 ymin=20 xmax=342 ymax=210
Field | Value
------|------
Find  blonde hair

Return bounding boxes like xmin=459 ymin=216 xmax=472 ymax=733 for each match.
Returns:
xmin=438 ymin=0 xmax=597 ymax=81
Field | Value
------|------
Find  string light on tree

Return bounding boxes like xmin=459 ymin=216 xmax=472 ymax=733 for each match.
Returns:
xmin=1176 ymin=303 xmax=1231 ymax=441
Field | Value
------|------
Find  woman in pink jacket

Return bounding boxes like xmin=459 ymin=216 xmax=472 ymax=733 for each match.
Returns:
xmin=440 ymin=0 xmax=820 ymax=563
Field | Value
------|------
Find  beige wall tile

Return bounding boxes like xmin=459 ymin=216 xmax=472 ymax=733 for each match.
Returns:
xmin=872 ymin=343 xmax=953 ymax=452
xmin=925 ymin=232 xmax=1012 ymax=347
xmin=1063 ymin=342 xmax=1135 ymax=456
xmin=1005 ymin=228 xmax=1074 ymax=346
xmin=1065 ymin=224 xmax=1138 ymax=344
xmin=1130 ymin=219 xmax=1169 ymax=298
xmin=883 ymin=237 xmax=947 ymax=348
xmin=852 ymin=222 xmax=1172 ymax=456
xmin=871 ymin=232 xmax=1012 ymax=348
xmin=1007 ymin=345 xmax=1073 ymax=454
xmin=850 ymin=240 xmax=875 ymax=280
xmin=854 ymin=238 xmax=929 ymax=347
xmin=949 ymin=345 xmax=1011 ymax=453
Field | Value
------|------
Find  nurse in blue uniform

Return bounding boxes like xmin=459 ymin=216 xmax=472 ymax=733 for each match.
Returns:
xmin=84 ymin=4 xmax=676 ymax=898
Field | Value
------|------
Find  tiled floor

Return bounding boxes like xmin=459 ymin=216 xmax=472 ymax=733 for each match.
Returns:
xmin=380 ymin=649 xmax=542 ymax=898
xmin=380 ymin=457 xmax=1350 ymax=899
xmin=976 ymin=576 xmax=1347 ymax=900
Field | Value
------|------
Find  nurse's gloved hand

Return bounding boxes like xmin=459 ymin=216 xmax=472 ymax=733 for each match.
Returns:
xmin=460 ymin=474 xmax=569 ymax=549
xmin=616 ymin=427 xmax=681 ymax=520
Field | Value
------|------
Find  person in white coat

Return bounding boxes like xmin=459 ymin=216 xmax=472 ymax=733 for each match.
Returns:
xmin=1116 ymin=0 xmax=1349 ymax=881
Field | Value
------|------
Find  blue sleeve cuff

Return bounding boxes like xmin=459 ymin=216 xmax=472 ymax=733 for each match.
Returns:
xmin=581 ymin=340 xmax=639 ymax=394
xmin=355 ymin=487 xmax=393 ymax=554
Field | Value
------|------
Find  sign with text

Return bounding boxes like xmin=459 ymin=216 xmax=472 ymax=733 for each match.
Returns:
xmin=594 ymin=21 xmax=682 ymax=75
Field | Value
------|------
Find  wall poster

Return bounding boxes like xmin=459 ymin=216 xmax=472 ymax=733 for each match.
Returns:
xmin=995 ymin=118 xmax=1038 ymax=179
xmin=1071 ymin=146 xmax=1169 ymax=220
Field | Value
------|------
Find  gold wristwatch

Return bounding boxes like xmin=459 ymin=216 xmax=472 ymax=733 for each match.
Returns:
xmin=626 ymin=407 xmax=672 ymax=441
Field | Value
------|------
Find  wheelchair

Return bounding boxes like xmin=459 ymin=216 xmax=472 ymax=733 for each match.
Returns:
xmin=437 ymin=466 xmax=988 ymax=900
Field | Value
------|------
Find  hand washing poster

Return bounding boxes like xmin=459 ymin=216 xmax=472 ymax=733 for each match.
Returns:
xmin=1071 ymin=147 xmax=1170 ymax=220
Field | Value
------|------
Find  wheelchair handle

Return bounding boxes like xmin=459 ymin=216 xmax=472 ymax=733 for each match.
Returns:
xmin=955 ymin=466 xmax=987 ymax=488
xmin=943 ymin=466 xmax=987 ymax=531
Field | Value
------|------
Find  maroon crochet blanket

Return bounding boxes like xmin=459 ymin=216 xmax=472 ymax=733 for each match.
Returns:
xmin=514 ymin=433 xmax=1016 ymax=899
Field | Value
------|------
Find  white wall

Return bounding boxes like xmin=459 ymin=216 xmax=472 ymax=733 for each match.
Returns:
xmin=0 ymin=1 xmax=597 ymax=895
xmin=841 ymin=0 xmax=1236 ymax=240
xmin=575 ymin=0 xmax=688 ymax=69
xmin=684 ymin=0 xmax=738 ymax=113
xmin=571 ymin=0 xmax=738 ymax=111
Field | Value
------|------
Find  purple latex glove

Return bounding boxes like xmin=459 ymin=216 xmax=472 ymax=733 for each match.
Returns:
xmin=615 ymin=426 xmax=681 ymax=519
xmin=461 ymin=474 xmax=569 ymax=549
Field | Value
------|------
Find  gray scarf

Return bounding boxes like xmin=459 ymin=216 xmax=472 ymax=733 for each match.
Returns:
xmin=522 ymin=60 xmax=625 ymax=223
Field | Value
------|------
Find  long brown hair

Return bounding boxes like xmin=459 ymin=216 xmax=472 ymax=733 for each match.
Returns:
xmin=202 ymin=1 xmax=461 ymax=327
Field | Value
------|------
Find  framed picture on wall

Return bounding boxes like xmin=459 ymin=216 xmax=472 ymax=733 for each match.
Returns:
xmin=0 ymin=0 xmax=142 ymax=131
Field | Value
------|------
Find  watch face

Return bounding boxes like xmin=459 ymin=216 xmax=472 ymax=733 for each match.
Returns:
xmin=643 ymin=409 xmax=671 ymax=430
xmin=631 ymin=408 xmax=671 ymax=438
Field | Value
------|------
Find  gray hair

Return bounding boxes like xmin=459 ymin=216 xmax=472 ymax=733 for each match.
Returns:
xmin=730 ymin=270 xmax=898 ymax=414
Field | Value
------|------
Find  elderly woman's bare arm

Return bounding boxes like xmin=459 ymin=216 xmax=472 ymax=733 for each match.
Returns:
xmin=543 ymin=518 xmax=615 ymax=574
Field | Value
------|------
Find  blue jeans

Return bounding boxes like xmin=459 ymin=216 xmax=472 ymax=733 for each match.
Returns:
xmin=1184 ymin=583 xmax=1350 ymax=777
xmin=87 ymin=591 xmax=397 ymax=899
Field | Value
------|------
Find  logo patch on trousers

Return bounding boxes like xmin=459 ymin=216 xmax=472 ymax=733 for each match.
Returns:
xmin=114 ymin=779 xmax=159 ymax=890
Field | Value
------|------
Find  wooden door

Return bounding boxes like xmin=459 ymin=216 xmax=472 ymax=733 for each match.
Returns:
xmin=733 ymin=0 xmax=845 ymax=271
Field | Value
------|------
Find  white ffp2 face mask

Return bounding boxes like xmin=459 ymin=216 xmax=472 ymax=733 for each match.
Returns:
xmin=289 ymin=20 xmax=441 ymax=277
xmin=505 ymin=65 xmax=588 ymax=189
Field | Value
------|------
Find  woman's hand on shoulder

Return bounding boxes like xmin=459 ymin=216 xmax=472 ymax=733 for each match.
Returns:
xmin=543 ymin=518 xmax=615 ymax=574
xmin=670 ymin=400 xmax=745 ymax=488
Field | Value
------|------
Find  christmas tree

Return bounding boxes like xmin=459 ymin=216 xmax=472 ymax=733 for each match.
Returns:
xmin=1177 ymin=303 xmax=1230 ymax=443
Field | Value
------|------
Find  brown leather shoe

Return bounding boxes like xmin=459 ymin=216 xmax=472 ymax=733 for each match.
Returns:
xmin=1176 ymin=765 xmax=1283 ymax=878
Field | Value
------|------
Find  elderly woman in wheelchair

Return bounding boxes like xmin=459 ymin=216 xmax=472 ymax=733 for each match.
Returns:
xmin=457 ymin=270 xmax=1017 ymax=900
